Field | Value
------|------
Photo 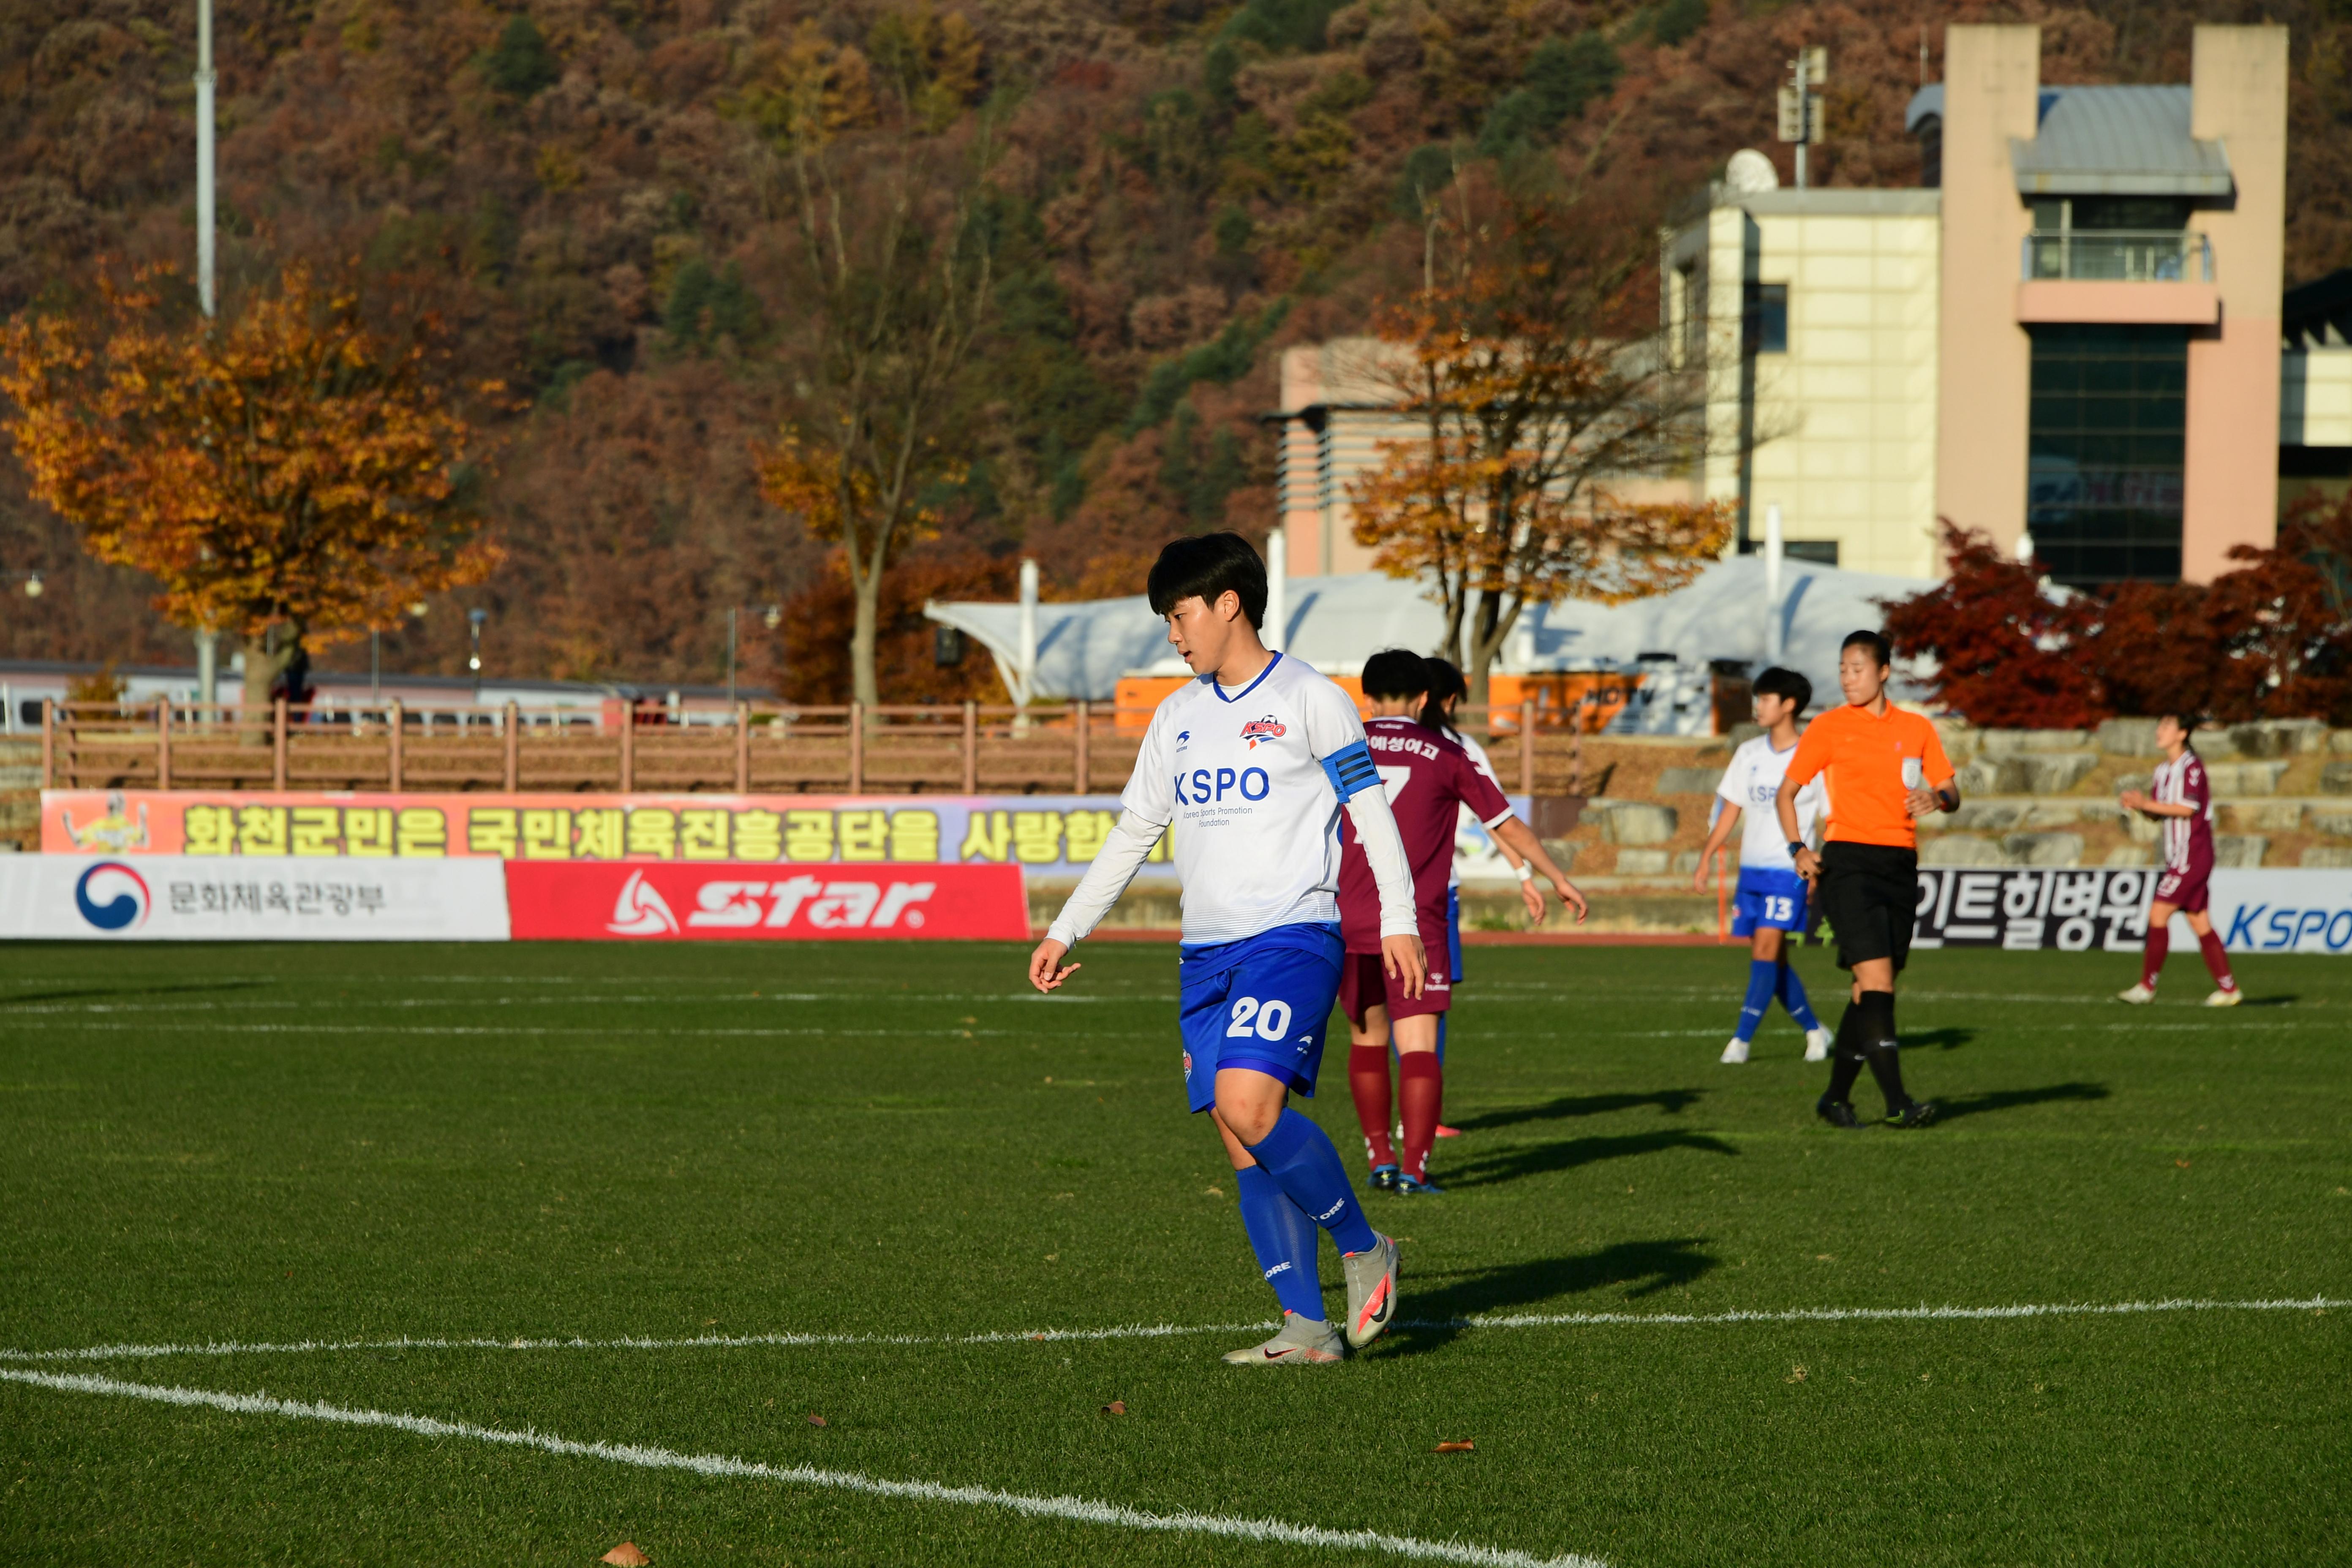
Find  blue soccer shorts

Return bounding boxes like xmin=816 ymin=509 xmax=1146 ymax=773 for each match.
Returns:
xmin=1731 ymin=866 xmax=1809 ymax=937
xmin=1176 ymin=923 xmax=1344 ymax=1113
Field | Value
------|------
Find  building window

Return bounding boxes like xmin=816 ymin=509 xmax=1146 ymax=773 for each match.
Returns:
xmin=2026 ymin=324 xmax=2187 ymax=585
xmin=1742 ymin=283 xmax=1787 ymax=355
xmin=1783 ymin=540 xmax=1838 ymax=566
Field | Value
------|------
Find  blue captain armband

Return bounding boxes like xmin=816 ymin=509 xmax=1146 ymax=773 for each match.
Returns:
xmin=1321 ymin=740 xmax=1381 ymax=802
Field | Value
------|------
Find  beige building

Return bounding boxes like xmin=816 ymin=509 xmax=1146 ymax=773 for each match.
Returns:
xmin=1276 ymin=23 xmax=2347 ymax=589
xmin=1671 ymin=21 xmax=2307 ymax=586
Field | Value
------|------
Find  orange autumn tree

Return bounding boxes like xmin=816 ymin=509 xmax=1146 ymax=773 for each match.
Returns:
xmin=0 ymin=261 xmax=502 ymax=719
xmin=1348 ymin=176 xmax=1728 ymax=708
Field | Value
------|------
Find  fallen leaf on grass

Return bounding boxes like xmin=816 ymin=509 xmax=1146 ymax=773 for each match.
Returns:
xmin=1434 ymin=1440 xmax=1475 ymax=1453
xmin=2176 ymin=1159 xmax=2191 ymax=1169
xmin=1785 ymin=1365 xmax=1808 ymax=1383
xmin=806 ymin=1414 xmax=828 ymax=1427
xmin=1102 ymin=1400 xmax=1127 ymax=1416
xmin=602 ymin=1544 xmax=651 ymax=1566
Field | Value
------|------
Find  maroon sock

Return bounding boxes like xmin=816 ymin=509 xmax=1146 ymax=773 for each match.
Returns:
xmin=1399 ymin=1053 xmax=1443 ymax=1181
xmin=1349 ymin=1046 xmax=1395 ymax=1168
xmin=2141 ymin=926 xmax=2169 ymax=989
xmin=2197 ymin=929 xmax=2237 ymax=991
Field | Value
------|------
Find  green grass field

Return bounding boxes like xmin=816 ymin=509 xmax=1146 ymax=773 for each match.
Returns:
xmin=3 ymin=939 xmax=2347 ymax=1566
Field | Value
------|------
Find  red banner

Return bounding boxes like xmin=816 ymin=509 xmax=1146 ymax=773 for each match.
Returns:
xmin=504 ymin=861 xmax=1029 ymax=941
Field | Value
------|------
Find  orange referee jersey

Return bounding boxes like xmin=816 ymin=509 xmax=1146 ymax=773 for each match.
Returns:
xmin=1781 ymin=702 xmax=1955 ymax=849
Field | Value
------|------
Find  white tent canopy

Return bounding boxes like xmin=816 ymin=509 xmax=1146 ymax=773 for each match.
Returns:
xmin=925 ymin=553 xmax=1935 ymax=710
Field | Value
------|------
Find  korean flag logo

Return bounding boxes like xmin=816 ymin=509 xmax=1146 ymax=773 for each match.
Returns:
xmin=75 ymin=861 xmax=151 ymax=932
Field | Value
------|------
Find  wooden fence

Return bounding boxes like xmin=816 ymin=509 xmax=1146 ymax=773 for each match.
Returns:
xmin=37 ymin=697 xmax=1581 ymax=795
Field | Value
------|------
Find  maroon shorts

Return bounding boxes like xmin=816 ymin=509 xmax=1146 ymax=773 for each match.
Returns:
xmin=1339 ymin=948 xmax=1453 ymax=1025
xmin=2154 ymin=857 xmax=2212 ymax=914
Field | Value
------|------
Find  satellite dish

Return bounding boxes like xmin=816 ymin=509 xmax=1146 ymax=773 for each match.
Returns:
xmin=1725 ymin=149 xmax=1780 ymax=194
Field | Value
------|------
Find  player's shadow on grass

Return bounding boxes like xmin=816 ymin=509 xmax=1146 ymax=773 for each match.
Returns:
xmin=0 ymin=980 xmax=268 ymax=1007
xmin=1449 ymin=1088 xmax=1704 ymax=1133
xmin=1384 ymin=1237 xmax=1719 ymax=1353
xmin=1440 ymin=1128 xmax=1739 ymax=1189
xmin=1903 ymin=1027 xmax=1975 ymax=1052
xmin=1933 ymin=1080 xmax=2109 ymax=1122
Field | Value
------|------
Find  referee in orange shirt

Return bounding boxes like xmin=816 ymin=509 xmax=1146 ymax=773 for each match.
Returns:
xmin=1775 ymin=630 xmax=1959 ymax=1129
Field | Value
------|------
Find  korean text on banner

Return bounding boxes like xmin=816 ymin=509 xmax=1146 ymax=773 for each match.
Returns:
xmin=1906 ymin=867 xmax=2352 ymax=954
xmin=0 ymin=856 xmax=509 ymax=941
xmin=505 ymin=862 xmax=1029 ymax=941
xmin=42 ymin=789 xmax=1167 ymax=882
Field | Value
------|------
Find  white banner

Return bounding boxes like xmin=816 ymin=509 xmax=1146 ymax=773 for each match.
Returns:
xmin=0 ymin=856 xmax=509 ymax=941
xmin=2209 ymin=870 xmax=2352 ymax=954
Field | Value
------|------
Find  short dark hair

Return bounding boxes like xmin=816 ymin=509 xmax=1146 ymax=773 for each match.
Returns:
xmin=2156 ymin=708 xmax=2202 ymax=736
xmin=1840 ymin=629 xmax=1892 ymax=669
xmin=1753 ymin=665 xmax=1812 ymax=715
xmin=1361 ymin=648 xmax=1430 ymax=700
xmin=1147 ymin=532 xmax=1266 ymax=628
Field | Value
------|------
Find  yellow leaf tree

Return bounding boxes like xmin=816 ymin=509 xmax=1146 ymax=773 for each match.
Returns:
xmin=0 ymin=261 xmax=503 ymax=719
xmin=1348 ymin=176 xmax=1731 ymax=709
xmin=749 ymin=6 xmax=994 ymax=711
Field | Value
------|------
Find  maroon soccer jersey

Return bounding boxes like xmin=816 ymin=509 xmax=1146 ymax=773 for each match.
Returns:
xmin=1337 ymin=716 xmax=1514 ymax=954
xmin=2151 ymin=750 xmax=2215 ymax=873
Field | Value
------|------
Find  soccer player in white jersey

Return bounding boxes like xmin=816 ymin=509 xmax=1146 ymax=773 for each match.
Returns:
xmin=1692 ymin=667 xmax=1834 ymax=1064
xmin=1028 ymin=533 xmax=1424 ymax=1366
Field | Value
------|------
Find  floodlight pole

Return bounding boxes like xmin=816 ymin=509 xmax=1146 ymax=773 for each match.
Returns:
xmin=194 ymin=0 xmax=215 ymax=318
xmin=726 ymin=605 xmax=738 ymax=706
xmin=1792 ymin=49 xmax=1809 ymax=191
xmin=1763 ymin=503 xmax=1785 ymax=665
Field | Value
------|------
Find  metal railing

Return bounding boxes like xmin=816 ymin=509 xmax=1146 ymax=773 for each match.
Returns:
xmin=35 ymin=699 xmax=1578 ymax=796
xmin=2023 ymin=229 xmax=2212 ymax=283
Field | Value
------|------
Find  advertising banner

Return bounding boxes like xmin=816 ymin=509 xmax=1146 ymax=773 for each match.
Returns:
xmin=504 ymin=862 xmax=1029 ymax=941
xmin=41 ymin=789 xmax=1535 ymax=884
xmin=0 ymin=855 xmax=509 ymax=941
xmin=43 ymin=789 xmax=1166 ymax=881
xmin=1908 ymin=867 xmax=2352 ymax=954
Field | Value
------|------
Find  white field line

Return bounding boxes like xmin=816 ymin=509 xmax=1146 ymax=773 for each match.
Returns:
xmin=5 ymin=1296 xmax=2340 ymax=1368
xmin=0 ymin=992 xmax=1155 ymax=1016
xmin=0 ymin=1367 xmax=1598 ymax=1568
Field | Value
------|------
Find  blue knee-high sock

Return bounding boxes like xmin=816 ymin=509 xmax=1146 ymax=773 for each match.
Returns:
xmin=1245 ymin=1108 xmax=1378 ymax=1255
xmin=1235 ymin=1165 xmax=1324 ymax=1320
xmin=1735 ymin=959 xmax=1777 ymax=1042
xmin=1775 ymin=958 xmax=1820 ymax=1030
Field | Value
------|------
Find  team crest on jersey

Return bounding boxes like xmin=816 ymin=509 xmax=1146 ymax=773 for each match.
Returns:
xmin=1239 ymin=716 xmax=1287 ymax=748
xmin=1175 ymin=730 xmax=1191 ymax=750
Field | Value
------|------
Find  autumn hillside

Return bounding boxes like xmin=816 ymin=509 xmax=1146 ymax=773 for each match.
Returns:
xmin=5 ymin=0 xmax=2350 ymax=698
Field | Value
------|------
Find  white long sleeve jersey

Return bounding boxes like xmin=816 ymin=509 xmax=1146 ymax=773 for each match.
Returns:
xmin=1046 ymin=653 xmax=1418 ymax=948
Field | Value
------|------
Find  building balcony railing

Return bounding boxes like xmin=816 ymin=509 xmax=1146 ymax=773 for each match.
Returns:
xmin=2023 ymin=230 xmax=2213 ymax=283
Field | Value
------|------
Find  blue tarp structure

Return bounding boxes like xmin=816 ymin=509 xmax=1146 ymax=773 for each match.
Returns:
xmin=925 ymin=554 xmax=1935 ymax=709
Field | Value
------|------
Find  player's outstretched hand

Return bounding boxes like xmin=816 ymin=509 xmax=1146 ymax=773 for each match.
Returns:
xmin=1028 ymin=938 xmax=1081 ymax=994
xmin=1381 ymin=931 xmax=1429 ymax=1000
xmin=1519 ymin=879 xmax=1547 ymax=924
xmin=1553 ymin=878 xmax=1589 ymax=924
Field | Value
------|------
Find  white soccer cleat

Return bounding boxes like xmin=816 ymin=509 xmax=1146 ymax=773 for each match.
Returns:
xmin=1221 ymin=1312 xmax=1345 ymax=1366
xmin=1803 ymin=1028 xmax=1832 ymax=1063
xmin=2116 ymin=983 xmax=2156 ymax=1004
xmin=2203 ymin=988 xmax=2242 ymax=1007
xmin=1720 ymin=1037 xmax=1750 ymax=1064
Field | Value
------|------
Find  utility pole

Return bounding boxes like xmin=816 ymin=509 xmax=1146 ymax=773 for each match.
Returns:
xmin=192 ymin=0 xmax=219 ymax=724
xmin=195 ymin=0 xmax=216 ymax=318
xmin=1778 ymin=47 xmax=1826 ymax=189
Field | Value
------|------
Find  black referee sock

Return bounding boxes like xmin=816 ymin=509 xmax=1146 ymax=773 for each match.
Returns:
xmin=1854 ymin=990 xmax=1911 ymax=1113
xmin=1824 ymin=1002 xmax=1867 ymax=1104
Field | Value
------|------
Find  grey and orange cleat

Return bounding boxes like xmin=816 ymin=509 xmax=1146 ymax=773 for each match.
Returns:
xmin=1340 ymin=1233 xmax=1400 ymax=1349
xmin=1221 ymin=1312 xmax=1345 ymax=1366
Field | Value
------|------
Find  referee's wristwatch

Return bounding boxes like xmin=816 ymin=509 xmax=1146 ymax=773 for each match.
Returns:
xmin=1788 ymin=841 xmax=1809 ymax=860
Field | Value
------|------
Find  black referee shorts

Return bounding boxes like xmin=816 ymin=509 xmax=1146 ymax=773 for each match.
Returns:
xmin=1816 ymin=842 xmax=1922 ymax=973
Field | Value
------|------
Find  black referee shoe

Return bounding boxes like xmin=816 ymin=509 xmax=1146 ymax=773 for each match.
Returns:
xmin=1815 ymin=1096 xmax=1861 ymax=1129
xmin=1885 ymin=1100 xmax=1941 ymax=1130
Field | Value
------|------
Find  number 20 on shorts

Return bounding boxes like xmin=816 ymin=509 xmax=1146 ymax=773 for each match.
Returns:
xmin=1227 ymin=996 xmax=1295 ymax=1041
